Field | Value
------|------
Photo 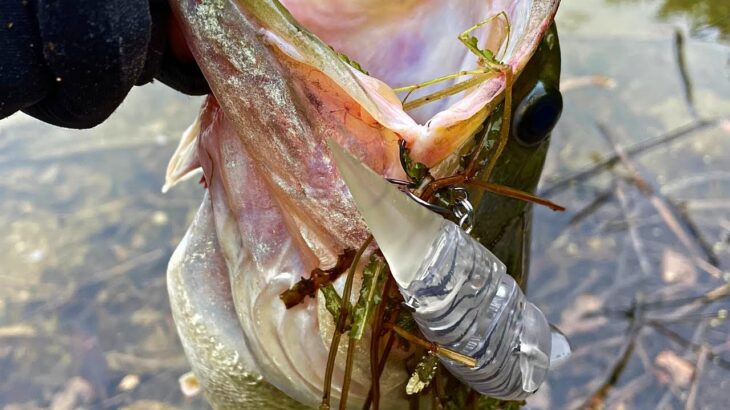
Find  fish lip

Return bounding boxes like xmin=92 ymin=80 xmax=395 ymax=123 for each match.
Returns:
xmin=220 ymin=0 xmax=562 ymax=166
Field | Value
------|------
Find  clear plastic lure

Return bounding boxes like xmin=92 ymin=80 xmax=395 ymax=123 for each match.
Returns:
xmin=329 ymin=141 xmax=571 ymax=400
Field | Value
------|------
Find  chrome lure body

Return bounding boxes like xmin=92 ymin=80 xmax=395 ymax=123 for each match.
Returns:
xmin=402 ymin=221 xmax=554 ymax=399
xmin=329 ymin=141 xmax=570 ymax=400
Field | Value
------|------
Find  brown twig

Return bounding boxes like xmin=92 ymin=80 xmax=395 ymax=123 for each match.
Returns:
xmin=675 ymin=204 xmax=720 ymax=267
xmin=420 ymin=174 xmax=564 ymax=212
xmin=388 ymin=325 xmax=477 ymax=368
xmin=362 ymin=332 xmax=396 ymax=410
xmin=595 ymin=283 xmax=730 ymax=318
xmin=684 ymin=344 xmax=708 ymax=410
xmin=540 ymin=119 xmax=717 ymax=197
xmin=24 ymin=249 xmax=165 ymax=320
xmin=597 ymin=122 xmax=719 ymax=271
xmin=647 ymin=321 xmax=730 ymax=371
xmin=584 ymin=320 xmax=642 ymax=409
xmin=466 ymin=389 xmax=478 ymax=410
xmin=321 ymin=236 xmax=373 ymax=409
xmin=420 ymin=175 xmax=464 ymax=201
xmin=673 ymin=29 xmax=697 ymax=119
xmin=615 ymin=181 xmax=653 ymax=277
xmin=280 ymin=249 xmax=357 ymax=308
xmin=568 ymin=187 xmax=614 ymax=226
xmin=602 ymin=373 xmax=654 ymax=409
xmin=340 ymin=338 xmax=358 ymax=410
xmin=364 ymin=277 xmax=395 ymax=410
xmin=654 ymin=321 xmax=707 ymax=410
xmin=465 ymin=180 xmax=565 ymax=211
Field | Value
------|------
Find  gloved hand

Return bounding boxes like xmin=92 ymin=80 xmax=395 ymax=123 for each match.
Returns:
xmin=0 ymin=0 xmax=210 ymax=129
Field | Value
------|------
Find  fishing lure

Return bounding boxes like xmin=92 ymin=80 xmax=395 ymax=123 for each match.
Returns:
xmin=329 ymin=141 xmax=571 ymax=400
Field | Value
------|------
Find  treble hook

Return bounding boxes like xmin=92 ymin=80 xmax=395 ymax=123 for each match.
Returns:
xmin=393 ymin=139 xmax=474 ymax=233
xmin=449 ymin=187 xmax=474 ymax=234
xmin=387 ymin=179 xmax=475 ymax=234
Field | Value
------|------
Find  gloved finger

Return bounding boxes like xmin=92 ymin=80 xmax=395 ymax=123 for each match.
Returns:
xmin=153 ymin=14 xmax=210 ymax=96
xmin=135 ymin=0 xmax=168 ymax=86
xmin=0 ymin=1 xmax=52 ymax=118
xmin=22 ymin=0 xmax=151 ymax=129
xmin=155 ymin=51 xmax=210 ymax=96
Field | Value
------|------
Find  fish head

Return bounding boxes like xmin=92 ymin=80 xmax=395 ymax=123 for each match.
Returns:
xmin=163 ymin=0 xmax=562 ymax=408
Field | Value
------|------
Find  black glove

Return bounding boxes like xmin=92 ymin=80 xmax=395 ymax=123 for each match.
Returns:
xmin=0 ymin=0 xmax=209 ymax=129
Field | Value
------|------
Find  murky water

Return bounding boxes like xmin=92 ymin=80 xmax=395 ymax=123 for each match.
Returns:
xmin=531 ymin=1 xmax=730 ymax=409
xmin=1 ymin=1 xmax=728 ymax=409
xmin=0 ymin=88 xmax=208 ymax=409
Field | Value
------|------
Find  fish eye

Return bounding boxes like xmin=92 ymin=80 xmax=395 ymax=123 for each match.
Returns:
xmin=512 ymin=81 xmax=563 ymax=146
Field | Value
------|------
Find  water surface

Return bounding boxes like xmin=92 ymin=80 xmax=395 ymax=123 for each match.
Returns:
xmin=1 ymin=1 xmax=728 ymax=409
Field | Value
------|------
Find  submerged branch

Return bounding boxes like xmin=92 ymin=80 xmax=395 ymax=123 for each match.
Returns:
xmin=584 ymin=320 xmax=642 ymax=409
xmin=673 ymin=30 xmax=697 ymax=119
xmin=540 ymin=119 xmax=717 ymax=197
xmin=568 ymin=187 xmax=614 ymax=226
xmin=597 ymin=123 xmax=720 ymax=269
xmin=684 ymin=345 xmax=708 ymax=410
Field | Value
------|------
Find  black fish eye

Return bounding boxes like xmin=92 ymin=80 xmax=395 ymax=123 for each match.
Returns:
xmin=512 ymin=81 xmax=563 ymax=146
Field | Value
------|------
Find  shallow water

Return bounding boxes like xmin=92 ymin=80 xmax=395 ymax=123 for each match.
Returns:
xmin=1 ymin=0 xmax=729 ymax=409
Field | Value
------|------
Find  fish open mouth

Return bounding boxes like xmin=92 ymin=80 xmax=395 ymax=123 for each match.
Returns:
xmin=163 ymin=0 xmax=561 ymax=408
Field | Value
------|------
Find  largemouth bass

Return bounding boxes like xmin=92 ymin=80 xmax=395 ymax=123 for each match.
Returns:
xmin=163 ymin=0 xmax=562 ymax=408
